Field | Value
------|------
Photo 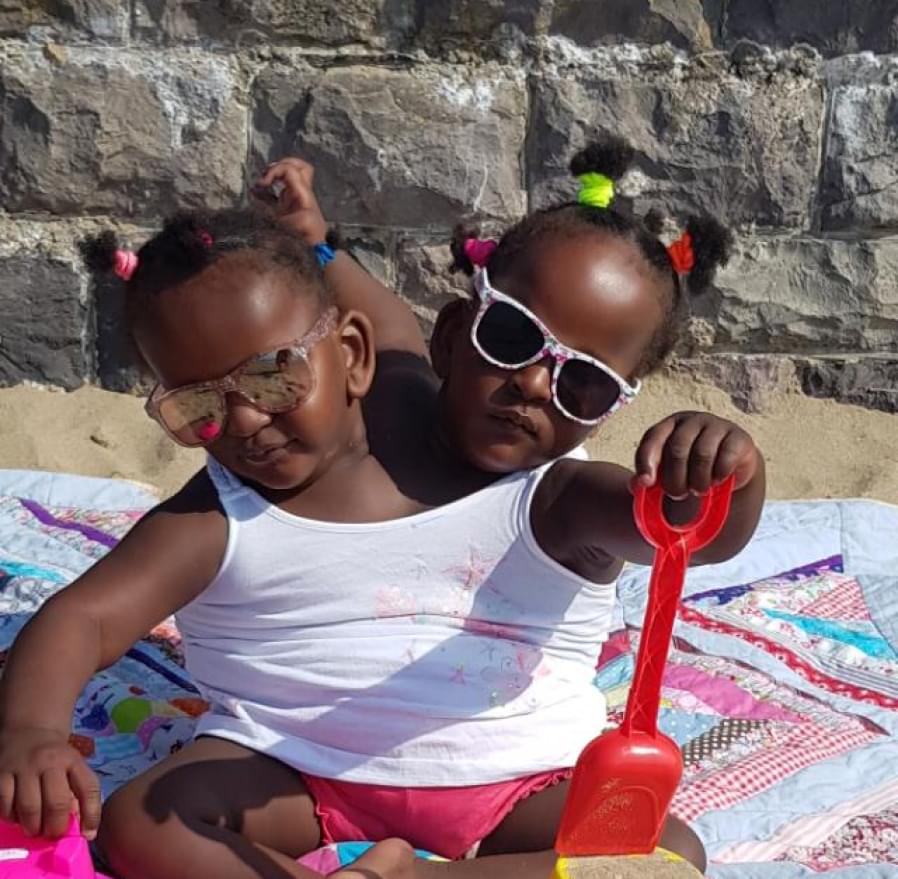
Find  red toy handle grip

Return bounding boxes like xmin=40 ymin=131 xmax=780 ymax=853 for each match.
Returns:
xmin=633 ymin=477 xmax=735 ymax=553
xmin=622 ymin=477 xmax=735 ymax=737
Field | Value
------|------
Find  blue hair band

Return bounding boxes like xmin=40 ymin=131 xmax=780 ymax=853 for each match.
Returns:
xmin=314 ymin=243 xmax=336 ymax=268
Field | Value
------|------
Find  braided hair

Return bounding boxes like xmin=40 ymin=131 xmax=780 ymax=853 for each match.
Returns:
xmin=449 ymin=136 xmax=732 ymax=377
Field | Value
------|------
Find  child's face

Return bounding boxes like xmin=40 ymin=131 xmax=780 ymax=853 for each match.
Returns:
xmin=434 ymin=234 xmax=664 ymax=473
xmin=135 ymin=255 xmax=372 ymax=491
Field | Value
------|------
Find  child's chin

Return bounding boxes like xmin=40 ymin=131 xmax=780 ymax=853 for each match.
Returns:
xmin=466 ymin=442 xmax=546 ymax=475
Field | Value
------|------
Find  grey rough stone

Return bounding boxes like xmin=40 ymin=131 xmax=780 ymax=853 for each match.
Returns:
xmin=693 ymin=236 xmax=898 ymax=353
xmin=724 ymin=0 xmax=898 ymax=56
xmin=93 ymin=277 xmax=149 ymax=393
xmin=821 ymin=74 xmax=898 ymax=233
xmin=0 ymin=253 xmax=85 ymax=389
xmin=251 ymin=63 xmax=527 ymax=229
xmin=549 ymin=0 xmax=713 ymax=51
xmin=527 ymin=53 xmax=823 ymax=228
xmin=411 ymin=0 xmax=544 ymax=56
xmin=796 ymin=354 xmax=898 ymax=413
xmin=0 ymin=0 xmax=128 ymax=42
xmin=133 ymin=0 xmax=414 ymax=48
xmin=672 ymin=354 xmax=801 ymax=413
xmin=342 ymin=231 xmax=395 ymax=289
xmin=395 ymin=238 xmax=469 ymax=339
xmin=0 ymin=44 xmax=246 ymax=219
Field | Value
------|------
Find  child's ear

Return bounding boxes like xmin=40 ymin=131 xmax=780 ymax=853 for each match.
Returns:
xmin=338 ymin=309 xmax=376 ymax=399
xmin=430 ymin=298 xmax=473 ymax=379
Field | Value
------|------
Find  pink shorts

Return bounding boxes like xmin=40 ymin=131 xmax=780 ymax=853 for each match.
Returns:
xmin=301 ymin=768 xmax=572 ymax=860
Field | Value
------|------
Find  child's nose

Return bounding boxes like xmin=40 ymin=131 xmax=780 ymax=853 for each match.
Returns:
xmin=223 ymin=392 xmax=272 ymax=436
xmin=510 ymin=358 xmax=553 ymax=403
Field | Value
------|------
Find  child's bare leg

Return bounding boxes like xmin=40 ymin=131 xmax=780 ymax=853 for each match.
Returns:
xmin=415 ymin=780 xmax=706 ymax=878
xmin=98 ymin=736 xmax=416 ymax=879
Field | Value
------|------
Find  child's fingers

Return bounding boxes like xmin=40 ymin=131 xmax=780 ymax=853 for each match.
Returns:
xmin=13 ymin=772 xmax=41 ymax=837
xmin=39 ymin=768 xmax=73 ymax=838
xmin=258 ymin=160 xmax=314 ymax=195
xmin=634 ymin=417 xmax=678 ymax=486
xmin=659 ymin=418 xmax=705 ymax=499
xmin=686 ymin=422 xmax=729 ymax=495
xmin=711 ymin=429 xmax=757 ymax=488
xmin=68 ymin=762 xmax=101 ymax=840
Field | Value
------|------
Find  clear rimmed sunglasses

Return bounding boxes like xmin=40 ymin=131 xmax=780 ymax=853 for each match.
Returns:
xmin=471 ymin=269 xmax=640 ymax=426
xmin=145 ymin=308 xmax=338 ymax=447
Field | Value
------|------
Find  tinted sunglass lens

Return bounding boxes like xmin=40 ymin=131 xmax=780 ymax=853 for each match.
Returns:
xmin=475 ymin=302 xmax=545 ymax=366
xmin=557 ymin=359 xmax=621 ymax=422
xmin=240 ymin=353 xmax=315 ymax=410
xmin=158 ymin=389 xmax=225 ymax=447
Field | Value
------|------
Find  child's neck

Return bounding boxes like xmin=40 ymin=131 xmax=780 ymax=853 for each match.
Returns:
xmin=250 ymin=431 xmax=414 ymax=524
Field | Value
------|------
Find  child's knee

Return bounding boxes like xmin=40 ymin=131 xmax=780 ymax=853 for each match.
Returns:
xmin=98 ymin=784 xmax=188 ymax=879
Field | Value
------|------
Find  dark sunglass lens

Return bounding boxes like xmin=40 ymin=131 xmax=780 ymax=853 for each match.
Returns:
xmin=475 ymin=302 xmax=545 ymax=366
xmin=557 ymin=359 xmax=621 ymax=422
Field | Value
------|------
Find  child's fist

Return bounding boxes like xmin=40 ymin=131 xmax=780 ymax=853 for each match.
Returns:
xmin=633 ymin=412 xmax=761 ymax=498
xmin=254 ymin=157 xmax=329 ymax=245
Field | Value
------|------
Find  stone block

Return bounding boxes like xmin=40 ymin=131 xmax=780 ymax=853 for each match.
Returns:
xmin=692 ymin=236 xmax=898 ymax=354
xmin=796 ymin=354 xmax=898 ymax=413
xmin=672 ymin=353 xmax=801 ymax=413
xmin=527 ymin=51 xmax=823 ymax=228
xmin=395 ymin=238 xmax=469 ymax=339
xmin=821 ymin=64 xmax=898 ymax=232
xmin=549 ymin=0 xmax=713 ymax=51
xmin=93 ymin=276 xmax=150 ymax=393
xmin=0 ymin=44 xmax=246 ymax=219
xmin=251 ymin=63 xmax=527 ymax=228
xmin=0 ymin=251 xmax=86 ymax=389
xmin=133 ymin=0 xmax=414 ymax=48
xmin=411 ymin=0 xmax=714 ymax=56
xmin=341 ymin=229 xmax=395 ymax=289
xmin=724 ymin=0 xmax=898 ymax=56
xmin=0 ymin=0 xmax=127 ymax=42
xmin=410 ymin=0 xmax=544 ymax=55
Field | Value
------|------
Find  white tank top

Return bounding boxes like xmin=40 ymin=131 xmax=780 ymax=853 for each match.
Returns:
xmin=177 ymin=457 xmax=615 ymax=786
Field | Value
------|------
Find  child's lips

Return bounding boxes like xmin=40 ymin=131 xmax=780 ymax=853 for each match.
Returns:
xmin=242 ymin=442 xmax=289 ymax=464
xmin=490 ymin=409 xmax=539 ymax=438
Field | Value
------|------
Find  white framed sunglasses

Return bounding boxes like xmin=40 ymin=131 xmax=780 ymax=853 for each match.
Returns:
xmin=471 ymin=269 xmax=640 ymax=426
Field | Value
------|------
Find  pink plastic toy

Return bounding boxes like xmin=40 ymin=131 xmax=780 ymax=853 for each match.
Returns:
xmin=0 ymin=817 xmax=99 ymax=878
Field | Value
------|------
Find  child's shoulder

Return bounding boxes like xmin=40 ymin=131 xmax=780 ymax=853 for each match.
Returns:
xmin=133 ymin=468 xmax=227 ymax=574
xmin=155 ymin=467 xmax=224 ymax=518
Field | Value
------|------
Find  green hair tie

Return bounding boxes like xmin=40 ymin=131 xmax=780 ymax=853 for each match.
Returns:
xmin=577 ymin=172 xmax=615 ymax=209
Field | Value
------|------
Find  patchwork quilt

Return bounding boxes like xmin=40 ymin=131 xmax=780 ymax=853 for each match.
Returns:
xmin=1 ymin=469 xmax=896 ymax=877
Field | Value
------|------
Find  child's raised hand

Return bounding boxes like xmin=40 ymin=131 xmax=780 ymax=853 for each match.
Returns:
xmin=633 ymin=412 xmax=761 ymax=498
xmin=254 ymin=157 xmax=328 ymax=245
xmin=0 ymin=727 xmax=101 ymax=839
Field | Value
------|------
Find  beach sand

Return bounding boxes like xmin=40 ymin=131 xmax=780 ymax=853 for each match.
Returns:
xmin=1 ymin=375 xmax=896 ymax=503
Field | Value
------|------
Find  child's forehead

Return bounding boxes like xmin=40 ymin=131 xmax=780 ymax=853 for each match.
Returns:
xmin=136 ymin=260 xmax=321 ymax=386
xmin=495 ymin=235 xmax=662 ymax=361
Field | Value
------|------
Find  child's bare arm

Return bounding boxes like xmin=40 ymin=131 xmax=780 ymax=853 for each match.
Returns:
xmin=533 ymin=412 xmax=766 ymax=580
xmin=0 ymin=472 xmax=226 ymax=839
xmin=256 ymin=158 xmax=428 ymax=358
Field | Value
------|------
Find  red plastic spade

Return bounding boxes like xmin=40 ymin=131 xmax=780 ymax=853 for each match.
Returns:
xmin=555 ymin=476 xmax=735 ymax=857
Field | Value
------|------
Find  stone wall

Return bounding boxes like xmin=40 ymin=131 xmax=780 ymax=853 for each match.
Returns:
xmin=3 ymin=1 xmax=898 ymax=411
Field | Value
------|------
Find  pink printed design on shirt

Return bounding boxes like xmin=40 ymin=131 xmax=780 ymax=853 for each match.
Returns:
xmin=446 ymin=547 xmax=495 ymax=593
xmin=375 ymin=586 xmax=418 ymax=619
